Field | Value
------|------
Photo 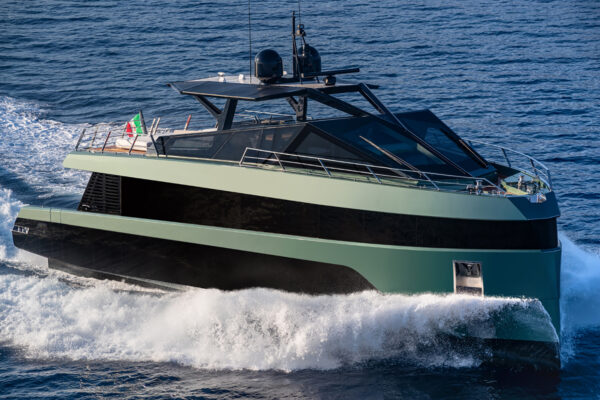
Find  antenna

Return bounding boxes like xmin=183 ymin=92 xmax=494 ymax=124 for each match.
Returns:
xmin=248 ymin=0 xmax=252 ymax=80
xmin=292 ymin=11 xmax=298 ymax=79
xmin=292 ymin=11 xmax=306 ymax=79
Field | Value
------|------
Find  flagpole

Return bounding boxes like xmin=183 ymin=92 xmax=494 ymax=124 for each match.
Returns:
xmin=139 ymin=109 xmax=148 ymax=135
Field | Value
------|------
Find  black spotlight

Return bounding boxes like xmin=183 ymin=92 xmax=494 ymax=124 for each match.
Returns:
xmin=255 ymin=49 xmax=283 ymax=83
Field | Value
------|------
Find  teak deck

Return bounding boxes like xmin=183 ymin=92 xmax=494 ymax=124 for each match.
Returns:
xmin=88 ymin=146 xmax=147 ymax=155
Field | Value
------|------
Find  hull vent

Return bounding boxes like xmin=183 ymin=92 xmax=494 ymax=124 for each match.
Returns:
xmin=78 ymin=172 xmax=121 ymax=215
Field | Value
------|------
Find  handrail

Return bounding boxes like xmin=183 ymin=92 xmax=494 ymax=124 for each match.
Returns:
xmin=72 ymin=126 xmax=551 ymax=197
xmin=239 ymin=147 xmax=507 ymax=196
xmin=467 ymin=139 xmax=552 ymax=189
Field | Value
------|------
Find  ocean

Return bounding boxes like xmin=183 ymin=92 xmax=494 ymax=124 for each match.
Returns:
xmin=1 ymin=0 xmax=599 ymax=398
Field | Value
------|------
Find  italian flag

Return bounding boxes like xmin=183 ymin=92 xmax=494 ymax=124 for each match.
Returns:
xmin=125 ymin=113 xmax=144 ymax=136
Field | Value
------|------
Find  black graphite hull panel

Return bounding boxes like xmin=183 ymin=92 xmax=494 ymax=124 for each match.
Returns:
xmin=78 ymin=173 xmax=558 ymax=251
xmin=12 ymin=218 xmax=374 ymax=294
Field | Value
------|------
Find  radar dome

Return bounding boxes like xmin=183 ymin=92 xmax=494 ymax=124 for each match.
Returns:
xmin=254 ymin=49 xmax=283 ymax=83
xmin=298 ymin=44 xmax=321 ymax=76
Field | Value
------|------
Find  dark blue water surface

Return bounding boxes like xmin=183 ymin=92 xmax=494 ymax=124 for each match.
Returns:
xmin=1 ymin=0 xmax=599 ymax=398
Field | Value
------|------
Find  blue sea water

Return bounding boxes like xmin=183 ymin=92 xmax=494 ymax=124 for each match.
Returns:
xmin=0 ymin=0 xmax=599 ymax=398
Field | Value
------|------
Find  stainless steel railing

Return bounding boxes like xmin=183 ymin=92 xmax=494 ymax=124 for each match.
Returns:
xmin=239 ymin=147 xmax=510 ymax=196
xmin=74 ymin=121 xmax=162 ymax=155
xmin=73 ymin=125 xmax=552 ymax=197
xmin=467 ymin=139 xmax=552 ymax=190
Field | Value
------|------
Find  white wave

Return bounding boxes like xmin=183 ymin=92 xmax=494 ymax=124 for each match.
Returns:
xmin=0 ymin=188 xmax=24 ymax=260
xmin=559 ymin=233 xmax=600 ymax=360
xmin=0 ymin=272 xmax=549 ymax=371
xmin=0 ymin=96 xmax=89 ymax=195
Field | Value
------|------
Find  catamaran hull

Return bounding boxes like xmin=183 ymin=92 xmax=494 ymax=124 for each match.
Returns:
xmin=12 ymin=206 xmax=561 ymax=369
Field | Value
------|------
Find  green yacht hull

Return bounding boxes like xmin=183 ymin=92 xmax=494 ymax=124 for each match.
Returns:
xmin=13 ymin=206 xmax=560 ymax=345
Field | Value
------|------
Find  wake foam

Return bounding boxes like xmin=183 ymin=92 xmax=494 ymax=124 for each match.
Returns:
xmin=0 ymin=96 xmax=89 ymax=195
xmin=559 ymin=233 xmax=600 ymax=360
xmin=0 ymin=188 xmax=23 ymax=260
xmin=0 ymin=273 xmax=550 ymax=371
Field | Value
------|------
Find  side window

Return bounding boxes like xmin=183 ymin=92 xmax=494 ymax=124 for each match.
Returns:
xmin=164 ymin=133 xmax=229 ymax=158
xmin=401 ymin=116 xmax=482 ymax=172
xmin=293 ymin=132 xmax=361 ymax=161
xmin=214 ymin=131 xmax=261 ymax=160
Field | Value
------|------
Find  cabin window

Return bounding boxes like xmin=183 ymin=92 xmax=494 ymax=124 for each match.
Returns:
xmin=162 ymin=133 xmax=230 ymax=158
xmin=258 ymin=130 xmax=296 ymax=152
xmin=214 ymin=131 xmax=262 ymax=160
xmin=293 ymin=132 xmax=361 ymax=161
xmin=358 ymin=124 xmax=446 ymax=169
xmin=399 ymin=113 xmax=483 ymax=172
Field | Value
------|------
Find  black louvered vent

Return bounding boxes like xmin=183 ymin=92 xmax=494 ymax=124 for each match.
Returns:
xmin=78 ymin=173 xmax=121 ymax=215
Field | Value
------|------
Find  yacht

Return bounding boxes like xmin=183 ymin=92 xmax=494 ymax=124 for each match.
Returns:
xmin=12 ymin=15 xmax=561 ymax=368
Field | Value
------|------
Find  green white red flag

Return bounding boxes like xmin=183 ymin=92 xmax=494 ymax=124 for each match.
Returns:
xmin=125 ymin=113 xmax=144 ymax=136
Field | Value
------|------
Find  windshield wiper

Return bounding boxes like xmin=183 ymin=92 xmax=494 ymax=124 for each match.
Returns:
xmin=359 ymin=136 xmax=421 ymax=179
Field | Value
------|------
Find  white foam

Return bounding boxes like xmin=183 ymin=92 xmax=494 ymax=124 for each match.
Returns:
xmin=0 ymin=96 xmax=89 ymax=195
xmin=0 ymin=188 xmax=23 ymax=260
xmin=559 ymin=233 xmax=600 ymax=360
xmin=0 ymin=272 xmax=550 ymax=371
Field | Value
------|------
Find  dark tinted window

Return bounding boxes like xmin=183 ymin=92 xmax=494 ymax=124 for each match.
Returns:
xmin=215 ymin=127 xmax=301 ymax=161
xmin=397 ymin=111 xmax=482 ymax=172
xmin=214 ymin=131 xmax=261 ymax=160
xmin=160 ymin=126 xmax=301 ymax=160
xmin=313 ymin=117 xmax=456 ymax=174
xmin=162 ymin=133 xmax=230 ymax=158
xmin=293 ymin=132 xmax=361 ymax=161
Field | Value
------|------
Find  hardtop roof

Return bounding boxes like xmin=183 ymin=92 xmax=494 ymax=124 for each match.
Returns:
xmin=167 ymin=76 xmax=378 ymax=101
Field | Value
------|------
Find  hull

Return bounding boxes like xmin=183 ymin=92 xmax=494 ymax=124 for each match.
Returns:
xmin=12 ymin=206 xmax=561 ymax=369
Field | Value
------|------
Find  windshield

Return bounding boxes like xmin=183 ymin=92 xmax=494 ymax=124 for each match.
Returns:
xmin=312 ymin=117 xmax=460 ymax=175
xmin=396 ymin=110 xmax=484 ymax=172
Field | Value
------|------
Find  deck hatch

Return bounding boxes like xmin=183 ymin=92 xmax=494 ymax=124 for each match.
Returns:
xmin=453 ymin=260 xmax=483 ymax=296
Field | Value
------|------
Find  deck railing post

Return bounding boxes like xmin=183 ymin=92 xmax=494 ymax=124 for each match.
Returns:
xmin=318 ymin=158 xmax=331 ymax=177
xmin=150 ymin=134 xmax=159 ymax=157
xmin=149 ymin=118 xmax=156 ymax=135
xmin=529 ymin=158 xmax=539 ymax=177
xmin=239 ymin=147 xmax=249 ymax=166
xmin=366 ymin=166 xmax=382 ymax=184
xmin=422 ymin=172 xmax=440 ymax=190
xmin=152 ymin=117 xmax=161 ymax=135
xmin=128 ymin=134 xmax=139 ymax=155
xmin=90 ymin=126 xmax=99 ymax=149
xmin=501 ymin=148 xmax=511 ymax=167
xmin=101 ymin=131 xmax=112 ymax=153
xmin=75 ymin=128 xmax=86 ymax=151
xmin=273 ymin=152 xmax=285 ymax=171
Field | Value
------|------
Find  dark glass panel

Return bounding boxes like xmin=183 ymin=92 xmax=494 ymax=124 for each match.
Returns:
xmin=213 ymin=126 xmax=304 ymax=161
xmin=162 ymin=133 xmax=230 ymax=158
xmin=313 ymin=117 xmax=455 ymax=174
xmin=158 ymin=126 xmax=303 ymax=160
xmin=213 ymin=131 xmax=261 ymax=161
xmin=293 ymin=131 xmax=362 ymax=161
xmin=396 ymin=110 xmax=482 ymax=172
